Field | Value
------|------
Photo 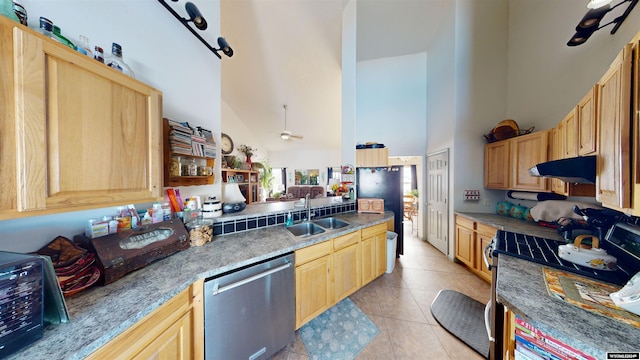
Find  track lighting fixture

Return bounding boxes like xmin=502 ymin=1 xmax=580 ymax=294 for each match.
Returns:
xmin=158 ymin=0 xmax=234 ymax=59
xmin=568 ymin=0 xmax=638 ymax=46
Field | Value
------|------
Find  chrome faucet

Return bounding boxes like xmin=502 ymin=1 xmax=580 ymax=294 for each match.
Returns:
xmin=304 ymin=194 xmax=314 ymax=221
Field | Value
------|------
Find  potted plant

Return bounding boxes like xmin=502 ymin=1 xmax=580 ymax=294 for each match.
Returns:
xmin=253 ymin=161 xmax=274 ymax=199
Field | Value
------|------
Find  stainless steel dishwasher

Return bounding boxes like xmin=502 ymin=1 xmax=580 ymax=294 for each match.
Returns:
xmin=204 ymin=253 xmax=295 ymax=360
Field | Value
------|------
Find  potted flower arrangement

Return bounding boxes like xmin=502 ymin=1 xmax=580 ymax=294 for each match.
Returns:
xmin=238 ymin=144 xmax=256 ymax=168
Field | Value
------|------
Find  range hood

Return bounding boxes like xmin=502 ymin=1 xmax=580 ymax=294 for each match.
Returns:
xmin=528 ymin=155 xmax=596 ymax=184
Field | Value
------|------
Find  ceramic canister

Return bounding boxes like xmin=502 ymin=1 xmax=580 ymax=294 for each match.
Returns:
xmin=202 ymin=198 xmax=222 ymax=218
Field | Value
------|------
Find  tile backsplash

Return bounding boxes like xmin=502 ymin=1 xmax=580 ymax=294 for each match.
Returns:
xmin=212 ymin=202 xmax=357 ymax=236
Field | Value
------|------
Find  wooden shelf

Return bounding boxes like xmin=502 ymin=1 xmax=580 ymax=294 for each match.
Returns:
xmin=222 ymin=168 xmax=260 ymax=204
xmin=163 ymin=118 xmax=215 ymax=187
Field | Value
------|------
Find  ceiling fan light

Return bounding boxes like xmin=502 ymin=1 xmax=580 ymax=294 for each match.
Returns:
xmin=587 ymin=0 xmax=612 ymax=9
xmin=281 ymin=133 xmax=291 ymax=140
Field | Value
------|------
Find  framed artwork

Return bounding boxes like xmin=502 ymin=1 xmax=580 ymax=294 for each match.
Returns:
xmin=236 ymin=174 xmax=245 ymax=182
xmin=227 ymin=175 xmax=236 ymax=183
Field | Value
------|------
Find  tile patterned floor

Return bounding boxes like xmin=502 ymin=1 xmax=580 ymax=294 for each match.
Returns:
xmin=272 ymin=222 xmax=491 ymax=360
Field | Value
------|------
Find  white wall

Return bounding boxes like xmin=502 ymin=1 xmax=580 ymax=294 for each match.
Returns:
xmin=0 ymin=0 xmax=222 ymax=252
xmin=355 ymin=53 xmax=427 ymax=157
xmin=342 ymin=0 xmax=357 ymax=168
xmin=221 ymin=100 xmax=268 ymax=163
xmin=507 ymin=0 xmax=640 ymax=129
xmin=425 ymin=3 xmax=456 ymax=155
xmin=452 ymin=0 xmax=509 ymax=215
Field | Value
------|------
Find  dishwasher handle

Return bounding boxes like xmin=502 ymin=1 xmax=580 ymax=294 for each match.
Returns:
xmin=211 ymin=262 xmax=292 ymax=296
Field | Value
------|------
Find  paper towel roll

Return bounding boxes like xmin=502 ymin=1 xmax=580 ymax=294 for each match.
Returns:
xmin=508 ymin=191 xmax=539 ymax=201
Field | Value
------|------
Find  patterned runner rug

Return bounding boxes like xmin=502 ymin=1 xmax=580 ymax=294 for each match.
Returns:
xmin=299 ymin=297 xmax=379 ymax=360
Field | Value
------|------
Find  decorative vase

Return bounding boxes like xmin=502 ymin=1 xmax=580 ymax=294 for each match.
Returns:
xmin=246 ymin=155 xmax=252 ymax=167
xmin=0 ymin=0 xmax=20 ymax=23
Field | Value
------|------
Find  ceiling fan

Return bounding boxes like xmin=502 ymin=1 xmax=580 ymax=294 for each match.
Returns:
xmin=280 ymin=105 xmax=303 ymax=140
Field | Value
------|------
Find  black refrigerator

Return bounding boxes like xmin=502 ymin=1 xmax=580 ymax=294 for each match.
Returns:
xmin=356 ymin=166 xmax=403 ymax=257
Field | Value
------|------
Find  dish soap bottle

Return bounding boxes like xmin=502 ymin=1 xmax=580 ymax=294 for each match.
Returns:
xmin=285 ymin=211 xmax=293 ymax=227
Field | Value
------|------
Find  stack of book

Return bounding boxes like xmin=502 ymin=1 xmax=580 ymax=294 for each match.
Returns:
xmin=167 ymin=119 xmax=192 ymax=156
xmin=514 ymin=316 xmax=595 ymax=360
xmin=167 ymin=119 xmax=216 ymax=158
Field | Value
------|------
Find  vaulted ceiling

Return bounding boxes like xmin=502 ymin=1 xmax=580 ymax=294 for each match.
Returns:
xmin=220 ymin=0 xmax=450 ymax=153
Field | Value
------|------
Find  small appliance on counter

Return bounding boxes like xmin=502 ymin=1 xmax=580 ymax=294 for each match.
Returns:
xmin=0 ymin=252 xmax=45 ymax=358
xmin=557 ymin=235 xmax=617 ymax=270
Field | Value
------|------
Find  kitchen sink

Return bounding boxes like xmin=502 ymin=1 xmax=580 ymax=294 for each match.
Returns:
xmin=286 ymin=222 xmax=326 ymax=237
xmin=313 ymin=217 xmax=350 ymax=230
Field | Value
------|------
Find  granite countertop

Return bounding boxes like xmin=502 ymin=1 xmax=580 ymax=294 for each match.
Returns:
xmin=455 ymin=212 xmax=563 ymax=240
xmin=497 ymin=254 xmax=639 ymax=358
xmin=11 ymin=208 xmax=393 ymax=360
xmin=456 ymin=212 xmax=640 ymax=357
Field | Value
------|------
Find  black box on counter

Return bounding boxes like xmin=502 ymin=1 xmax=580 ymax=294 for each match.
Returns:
xmin=75 ymin=219 xmax=189 ymax=285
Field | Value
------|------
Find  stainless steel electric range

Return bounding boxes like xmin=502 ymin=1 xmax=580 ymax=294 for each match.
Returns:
xmin=483 ymin=221 xmax=640 ymax=360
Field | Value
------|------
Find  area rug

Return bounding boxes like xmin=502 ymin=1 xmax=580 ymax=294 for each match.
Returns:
xmin=430 ymin=289 xmax=490 ymax=358
xmin=299 ymin=297 xmax=379 ymax=360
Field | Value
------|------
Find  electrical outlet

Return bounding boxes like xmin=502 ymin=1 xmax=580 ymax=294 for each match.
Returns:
xmin=463 ymin=189 xmax=480 ymax=201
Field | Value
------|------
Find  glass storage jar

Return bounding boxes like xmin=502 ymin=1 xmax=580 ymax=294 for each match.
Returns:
xmin=185 ymin=217 xmax=213 ymax=246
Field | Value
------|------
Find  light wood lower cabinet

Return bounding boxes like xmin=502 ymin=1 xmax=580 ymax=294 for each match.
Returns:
xmin=295 ymin=223 xmax=387 ymax=329
xmin=86 ymin=280 xmax=203 ymax=360
xmin=454 ymin=216 xmax=475 ymax=269
xmin=454 ymin=216 xmax=496 ymax=283
xmin=361 ymin=223 xmax=387 ymax=286
xmin=295 ymin=242 xmax=333 ymax=329
xmin=333 ymin=231 xmax=362 ymax=303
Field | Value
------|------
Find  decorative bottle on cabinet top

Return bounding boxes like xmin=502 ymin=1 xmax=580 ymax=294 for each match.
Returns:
xmin=106 ymin=42 xmax=135 ymax=78
xmin=52 ymin=25 xmax=76 ymax=50
xmin=35 ymin=17 xmax=58 ymax=42
xmin=0 ymin=0 xmax=19 ymax=23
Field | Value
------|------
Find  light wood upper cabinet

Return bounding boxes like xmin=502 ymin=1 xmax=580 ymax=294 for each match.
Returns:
xmin=0 ymin=19 xmax=162 ymax=219
xmin=560 ymin=109 xmax=577 ymax=158
xmin=510 ymin=131 xmax=549 ymax=192
xmin=356 ymin=148 xmax=389 ymax=167
xmin=550 ymin=127 xmax=566 ymax=194
xmin=484 ymin=141 xmax=510 ymax=189
xmin=596 ymin=44 xmax=632 ymax=209
xmin=577 ymin=86 xmax=598 ymax=156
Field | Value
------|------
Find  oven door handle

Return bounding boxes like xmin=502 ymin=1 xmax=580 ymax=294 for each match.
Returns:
xmin=484 ymin=301 xmax=495 ymax=342
xmin=483 ymin=240 xmax=494 ymax=270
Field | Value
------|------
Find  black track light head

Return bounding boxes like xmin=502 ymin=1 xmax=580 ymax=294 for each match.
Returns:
xmin=217 ymin=37 xmax=234 ymax=57
xmin=157 ymin=0 xmax=235 ymax=59
xmin=185 ymin=2 xmax=207 ymax=30
xmin=567 ymin=0 xmax=638 ymax=46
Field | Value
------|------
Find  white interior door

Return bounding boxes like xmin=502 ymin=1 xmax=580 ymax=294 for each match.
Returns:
xmin=426 ymin=149 xmax=449 ymax=255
